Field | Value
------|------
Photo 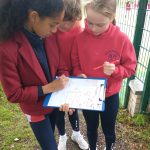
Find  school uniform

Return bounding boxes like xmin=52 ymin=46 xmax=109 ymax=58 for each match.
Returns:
xmin=71 ymin=23 xmax=137 ymax=150
xmin=0 ymin=29 xmax=60 ymax=150
xmin=57 ymin=22 xmax=83 ymax=76
xmin=55 ymin=22 xmax=83 ymax=135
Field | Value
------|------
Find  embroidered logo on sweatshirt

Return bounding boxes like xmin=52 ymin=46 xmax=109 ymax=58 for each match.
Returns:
xmin=105 ymin=50 xmax=120 ymax=62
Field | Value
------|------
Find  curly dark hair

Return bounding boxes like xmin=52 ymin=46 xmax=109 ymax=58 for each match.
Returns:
xmin=0 ymin=0 xmax=64 ymax=41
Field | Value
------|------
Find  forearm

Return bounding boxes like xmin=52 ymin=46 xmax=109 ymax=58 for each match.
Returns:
xmin=42 ymin=83 xmax=54 ymax=94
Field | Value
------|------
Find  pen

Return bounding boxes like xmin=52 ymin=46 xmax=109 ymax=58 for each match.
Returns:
xmin=93 ymin=60 xmax=119 ymax=70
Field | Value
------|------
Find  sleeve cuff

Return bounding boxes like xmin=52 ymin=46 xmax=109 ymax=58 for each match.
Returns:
xmin=38 ymin=86 xmax=44 ymax=97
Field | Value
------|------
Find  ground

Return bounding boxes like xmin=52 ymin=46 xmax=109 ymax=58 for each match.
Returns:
xmin=0 ymin=102 xmax=150 ymax=150
xmin=55 ymin=110 xmax=150 ymax=150
xmin=0 ymin=87 xmax=150 ymax=150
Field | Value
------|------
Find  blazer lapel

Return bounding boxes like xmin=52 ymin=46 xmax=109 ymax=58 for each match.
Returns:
xmin=16 ymin=32 xmax=47 ymax=84
xmin=44 ymin=36 xmax=58 ymax=79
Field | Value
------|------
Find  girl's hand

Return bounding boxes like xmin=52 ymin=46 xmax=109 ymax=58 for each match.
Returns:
xmin=42 ymin=75 xmax=69 ymax=94
xmin=68 ymin=109 xmax=75 ymax=115
xmin=77 ymin=74 xmax=87 ymax=78
xmin=59 ymin=104 xmax=75 ymax=115
xmin=103 ymin=62 xmax=116 ymax=76
xmin=59 ymin=103 xmax=69 ymax=112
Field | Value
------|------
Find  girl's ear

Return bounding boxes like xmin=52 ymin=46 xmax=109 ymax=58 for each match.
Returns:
xmin=112 ymin=14 xmax=116 ymax=21
xmin=109 ymin=15 xmax=115 ymax=25
xmin=110 ymin=14 xmax=116 ymax=22
xmin=28 ymin=10 xmax=40 ymax=24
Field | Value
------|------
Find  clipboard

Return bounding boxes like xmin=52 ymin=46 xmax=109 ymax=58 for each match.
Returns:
xmin=43 ymin=77 xmax=107 ymax=111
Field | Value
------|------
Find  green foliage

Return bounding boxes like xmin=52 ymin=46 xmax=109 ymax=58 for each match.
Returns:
xmin=117 ymin=108 xmax=150 ymax=126
xmin=132 ymin=114 xmax=149 ymax=126
xmin=117 ymin=108 xmax=150 ymax=145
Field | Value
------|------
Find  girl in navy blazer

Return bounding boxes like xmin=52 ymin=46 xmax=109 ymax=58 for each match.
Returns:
xmin=0 ymin=0 xmax=69 ymax=149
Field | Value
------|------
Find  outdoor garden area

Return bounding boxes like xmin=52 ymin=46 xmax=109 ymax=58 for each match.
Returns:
xmin=0 ymin=0 xmax=150 ymax=150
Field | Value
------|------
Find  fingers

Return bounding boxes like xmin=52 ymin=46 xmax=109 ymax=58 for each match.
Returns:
xmin=69 ymin=109 xmax=73 ymax=115
xmin=68 ymin=109 xmax=75 ymax=115
xmin=77 ymin=74 xmax=87 ymax=78
xmin=59 ymin=74 xmax=67 ymax=79
xmin=55 ymin=75 xmax=69 ymax=90
xmin=103 ymin=62 xmax=115 ymax=68
xmin=59 ymin=104 xmax=75 ymax=115
xmin=103 ymin=62 xmax=115 ymax=76
xmin=59 ymin=103 xmax=69 ymax=112
xmin=59 ymin=75 xmax=69 ymax=83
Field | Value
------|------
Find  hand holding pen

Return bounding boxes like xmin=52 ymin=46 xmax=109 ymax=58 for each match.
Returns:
xmin=42 ymin=75 xmax=69 ymax=94
xmin=93 ymin=60 xmax=119 ymax=76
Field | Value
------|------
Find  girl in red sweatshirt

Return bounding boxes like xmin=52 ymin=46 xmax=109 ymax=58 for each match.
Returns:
xmin=71 ymin=0 xmax=137 ymax=150
xmin=56 ymin=0 xmax=88 ymax=150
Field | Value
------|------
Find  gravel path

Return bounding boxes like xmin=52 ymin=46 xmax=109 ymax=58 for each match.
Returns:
xmin=55 ymin=111 xmax=130 ymax=150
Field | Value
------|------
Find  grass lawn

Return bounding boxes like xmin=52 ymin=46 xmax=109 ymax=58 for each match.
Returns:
xmin=0 ymin=86 xmax=39 ymax=150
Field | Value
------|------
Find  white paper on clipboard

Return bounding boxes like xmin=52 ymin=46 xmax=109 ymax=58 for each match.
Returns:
xmin=43 ymin=77 xmax=107 ymax=111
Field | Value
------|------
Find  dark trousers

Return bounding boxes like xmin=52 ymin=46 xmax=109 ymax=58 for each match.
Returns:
xmin=83 ymin=93 xmax=119 ymax=150
xmin=30 ymin=109 xmax=58 ymax=150
xmin=56 ymin=109 xmax=79 ymax=135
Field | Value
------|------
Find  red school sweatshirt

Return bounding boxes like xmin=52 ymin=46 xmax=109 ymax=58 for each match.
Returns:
xmin=71 ymin=23 xmax=137 ymax=97
xmin=56 ymin=22 xmax=83 ymax=76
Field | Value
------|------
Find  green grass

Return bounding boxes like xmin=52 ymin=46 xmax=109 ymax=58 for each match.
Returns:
xmin=0 ymin=86 xmax=39 ymax=150
xmin=117 ymin=108 xmax=150 ymax=149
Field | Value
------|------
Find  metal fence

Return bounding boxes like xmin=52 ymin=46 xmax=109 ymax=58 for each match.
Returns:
xmin=116 ymin=0 xmax=150 ymax=113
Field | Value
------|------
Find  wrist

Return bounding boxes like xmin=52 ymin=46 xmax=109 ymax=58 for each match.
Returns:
xmin=42 ymin=84 xmax=53 ymax=94
xmin=111 ymin=66 xmax=119 ymax=76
